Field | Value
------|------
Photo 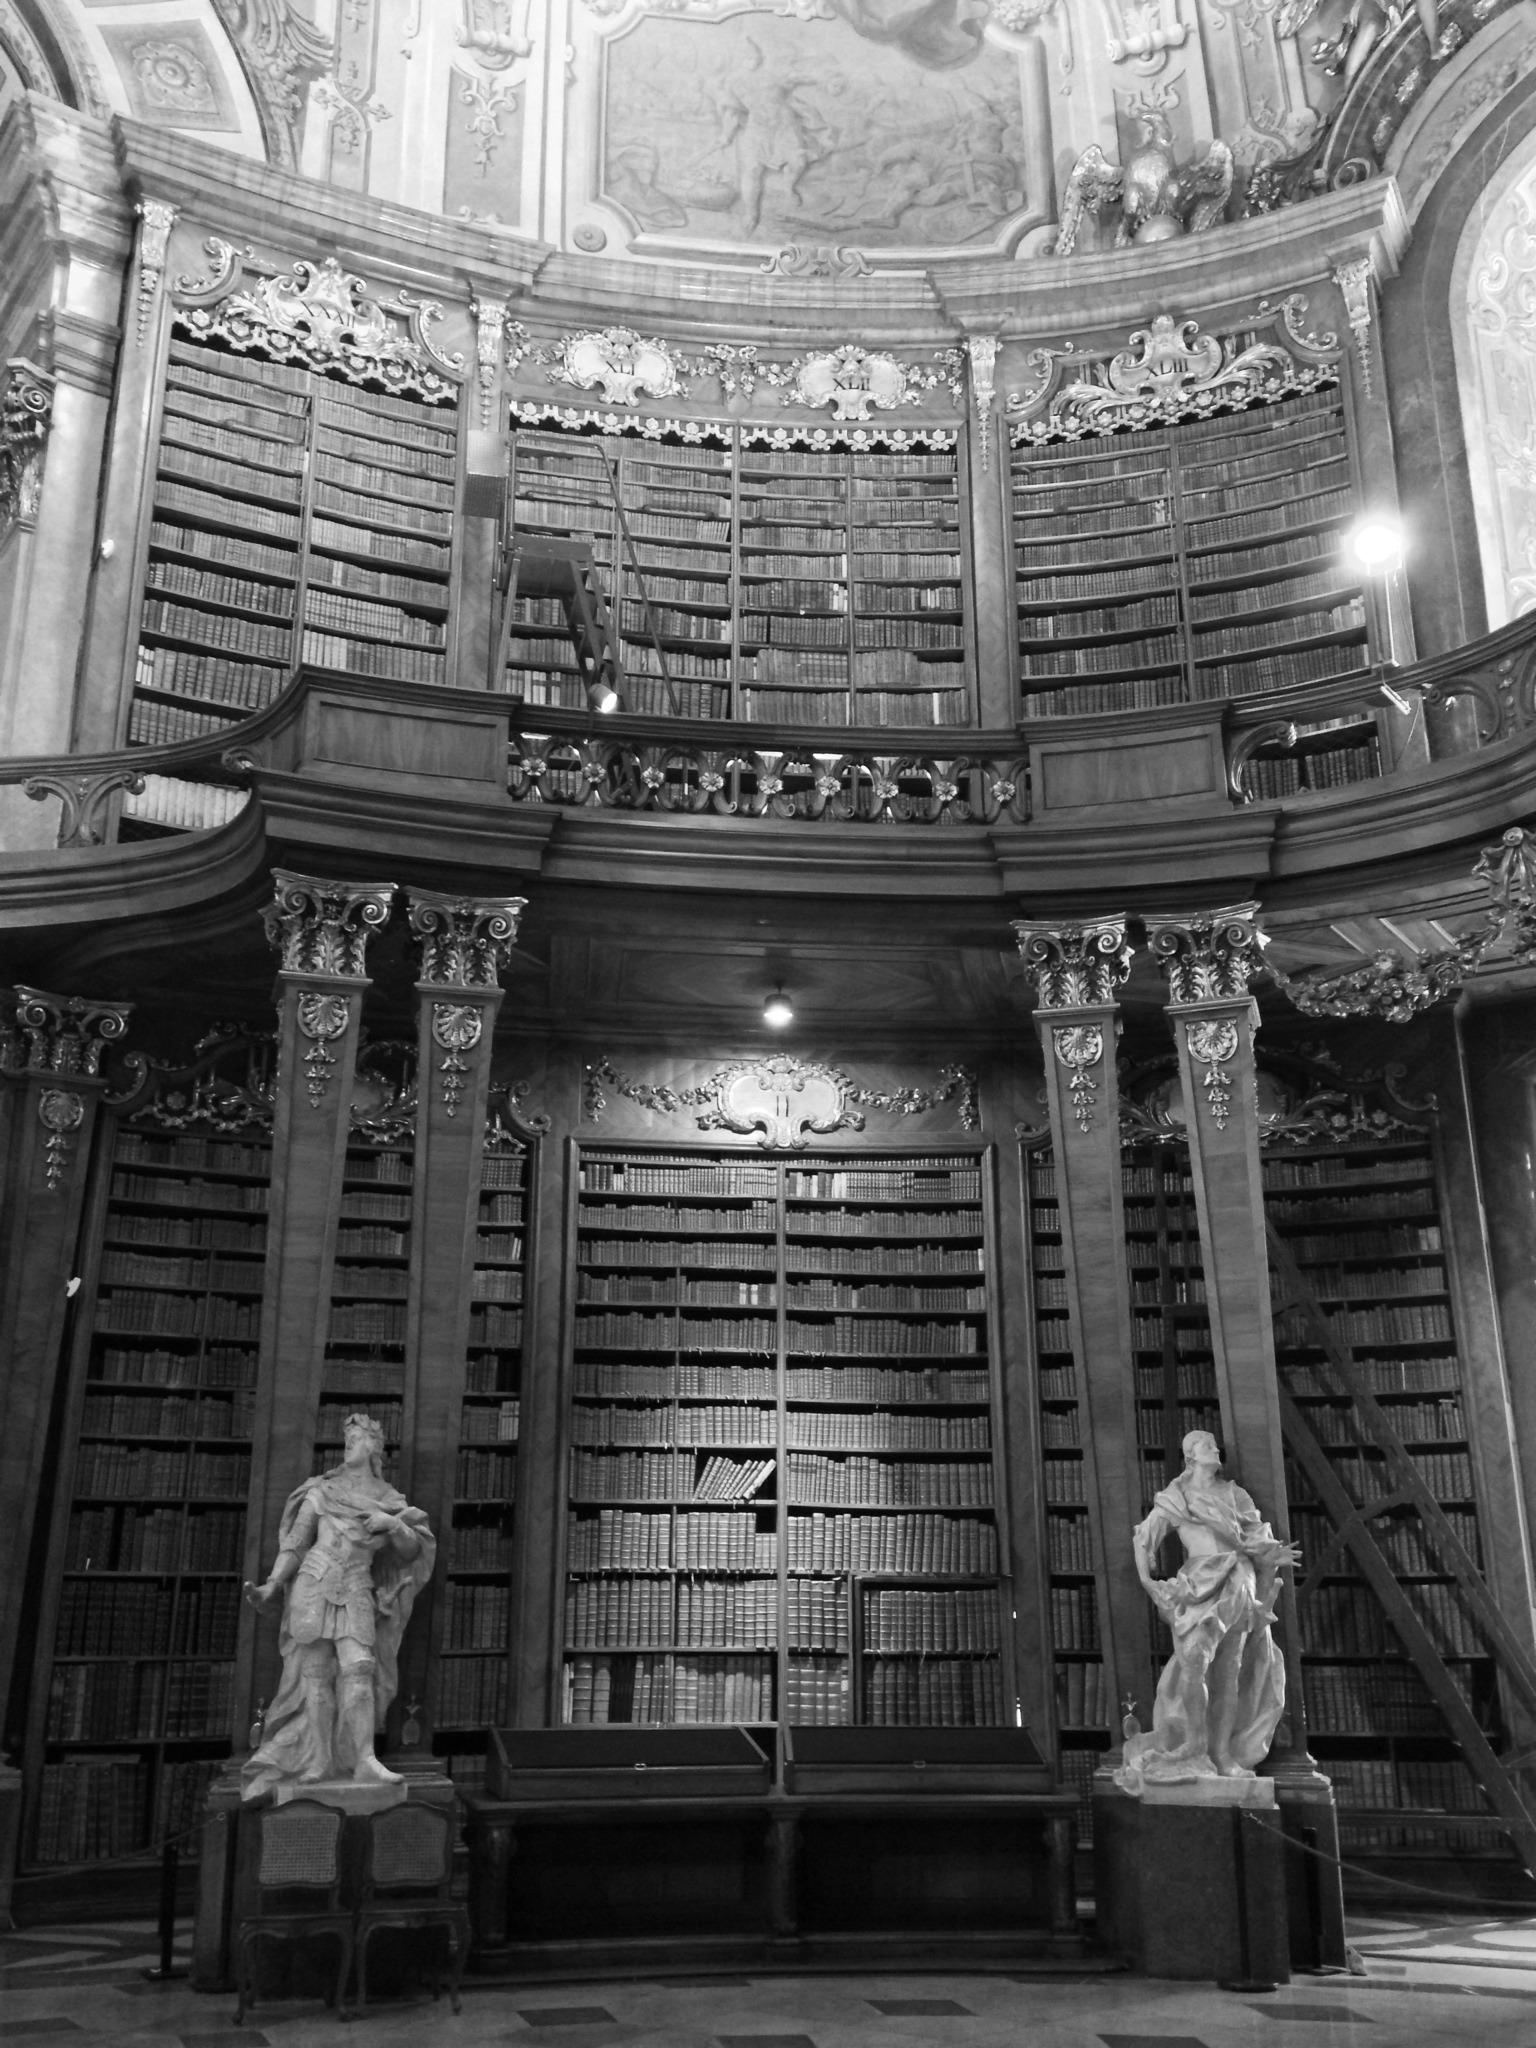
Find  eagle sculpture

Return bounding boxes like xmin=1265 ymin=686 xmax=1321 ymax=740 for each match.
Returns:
xmin=1053 ymin=111 xmax=1234 ymax=256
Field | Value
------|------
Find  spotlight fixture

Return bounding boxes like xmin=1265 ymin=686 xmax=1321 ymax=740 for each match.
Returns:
xmin=586 ymin=677 xmax=620 ymax=714
xmin=763 ymin=986 xmax=793 ymax=1030
xmin=1349 ymin=518 xmax=1405 ymax=572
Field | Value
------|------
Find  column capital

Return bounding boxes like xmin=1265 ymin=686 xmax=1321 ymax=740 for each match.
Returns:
xmin=1145 ymin=902 xmax=1267 ymax=1006
xmin=262 ymin=870 xmax=396 ymax=978
xmin=1012 ymin=915 xmax=1132 ymax=1010
xmin=1 ymin=358 xmax=55 ymax=539
xmin=0 ymin=985 xmax=132 ymax=1077
xmin=407 ymin=891 xmax=526 ymax=989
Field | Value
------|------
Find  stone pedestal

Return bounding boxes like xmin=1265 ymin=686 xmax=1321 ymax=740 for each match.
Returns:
xmin=191 ymin=1764 xmax=455 ymax=1991
xmin=1092 ymin=1779 xmax=1290 ymax=1985
xmin=271 ymin=1776 xmax=406 ymax=1813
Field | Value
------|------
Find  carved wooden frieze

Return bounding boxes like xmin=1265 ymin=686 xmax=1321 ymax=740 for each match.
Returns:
xmin=584 ymin=1054 xmax=978 ymax=1148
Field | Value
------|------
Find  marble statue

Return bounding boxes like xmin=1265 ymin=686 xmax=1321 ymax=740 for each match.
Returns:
xmin=1115 ymin=1429 xmax=1299 ymax=1796
xmin=241 ymin=1413 xmax=435 ymax=1803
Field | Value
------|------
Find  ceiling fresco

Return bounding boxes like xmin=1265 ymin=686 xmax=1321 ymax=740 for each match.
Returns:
xmin=2 ymin=0 xmax=1531 ymax=265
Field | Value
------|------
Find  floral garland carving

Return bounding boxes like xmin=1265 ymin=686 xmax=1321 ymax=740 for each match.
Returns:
xmin=583 ymin=1056 xmax=978 ymax=1146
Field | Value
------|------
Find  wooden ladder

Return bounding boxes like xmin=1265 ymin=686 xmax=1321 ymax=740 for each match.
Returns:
xmin=1266 ymin=1220 xmax=1536 ymax=1876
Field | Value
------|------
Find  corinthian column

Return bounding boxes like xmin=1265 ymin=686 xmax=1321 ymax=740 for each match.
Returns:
xmin=241 ymin=871 xmax=396 ymax=1731
xmin=395 ymin=891 xmax=526 ymax=1747
xmin=1014 ymin=918 xmax=1152 ymax=1736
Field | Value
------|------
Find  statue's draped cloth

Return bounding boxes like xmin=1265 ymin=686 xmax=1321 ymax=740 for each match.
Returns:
xmin=1121 ymin=1473 xmax=1285 ymax=1784
xmin=242 ymin=1470 xmax=434 ymax=1799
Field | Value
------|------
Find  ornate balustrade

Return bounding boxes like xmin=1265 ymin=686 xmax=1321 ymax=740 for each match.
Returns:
xmin=506 ymin=723 xmax=1030 ymax=827
xmin=3 ymin=610 xmax=1536 ymax=850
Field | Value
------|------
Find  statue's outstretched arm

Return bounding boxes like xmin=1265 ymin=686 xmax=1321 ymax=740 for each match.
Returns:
xmin=244 ymin=1495 xmax=317 ymax=1612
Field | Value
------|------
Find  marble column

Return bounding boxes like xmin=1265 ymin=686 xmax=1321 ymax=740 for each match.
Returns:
xmin=238 ymin=871 xmax=396 ymax=1736
xmin=1013 ymin=917 xmax=1153 ymax=1734
xmin=0 ymin=986 xmax=132 ymax=1926
xmin=395 ymin=891 xmax=526 ymax=1748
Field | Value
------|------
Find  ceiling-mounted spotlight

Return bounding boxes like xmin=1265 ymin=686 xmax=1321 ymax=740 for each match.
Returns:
xmin=586 ymin=677 xmax=620 ymax=714
xmin=763 ymin=986 xmax=793 ymax=1030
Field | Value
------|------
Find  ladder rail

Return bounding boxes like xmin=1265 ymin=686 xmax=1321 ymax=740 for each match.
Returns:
xmin=1278 ymin=1382 xmax=1536 ymax=1876
xmin=598 ymin=447 xmax=680 ymax=718
xmin=1267 ymin=1218 xmax=1536 ymax=1722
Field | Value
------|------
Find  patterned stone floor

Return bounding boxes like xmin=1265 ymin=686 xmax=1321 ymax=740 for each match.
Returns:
xmin=4 ymin=1915 xmax=1536 ymax=2047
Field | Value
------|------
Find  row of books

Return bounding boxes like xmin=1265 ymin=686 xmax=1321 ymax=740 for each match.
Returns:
xmin=1042 ymin=1458 xmax=1087 ymax=1505
xmin=461 ymin=1399 xmax=520 ymax=1444
xmin=145 ymin=560 xmax=294 ymax=617
xmin=449 ymin=1515 xmax=515 ymax=1570
xmin=1022 ymin=675 xmax=1190 ymax=719
xmin=72 ymin=1446 xmax=250 ymax=1498
xmin=436 ymin=1653 xmax=508 ymax=1727
xmin=787 ymin=1414 xmax=991 ymax=1451
xmin=787 ymin=1244 xmax=984 ymax=1277
xmin=1324 ymin=1758 xmax=1484 ymax=1812
xmin=95 ymin=1291 xmax=260 ymax=1340
xmin=1198 ymin=598 xmax=1364 ymax=657
xmin=1303 ymin=1661 xmax=1462 ymax=1733
xmin=1049 ymin=1585 xmax=1100 ymax=1651
xmin=47 ymin=1658 xmax=233 ymax=1741
xmin=786 ymin=1456 xmax=993 ymax=1508
xmin=579 ymin=1202 xmax=779 ymax=1235
xmin=568 ymin=1407 xmax=765 ymax=1448
xmin=1020 ymin=594 xmax=1180 ymax=639
xmin=444 ymin=1581 xmax=511 ymax=1650
xmin=66 ymin=1503 xmax=244 ymax=1573
xmin=1278 ymin=1302 xmax=1454 ymax=1345
xmin=787 ymin=1366 xmax=990 ymax=1404
xmin=567 ymin=1450 xmax=725 ymax=1501
xmin=57 ymin=1578 xmax=238 ymax=1658
xmin=304 ymin=589 xmax=444 ymax=647
xmin=141 ymin=597 xmax=289 ymax=664
xmin=1197 ymin=642 xmax=1370 ymax=698
xmin=567 ymin=1509 xmax=778 ymax=1572
xmin=1047 ymin=1514 xmax=1092 ymax=1571
xmin=564 ymin=1577 xmax=677 ymax=1647
xmin=1041 ymin=1412 xmax=1080 ymax=1448
xmin=1268 ymin=1151 xmax=1435 ymax=1189
xmin=108 ymin=1212 xmax=267 ymax=1252
xmin=578 ymin=1278 xmax=776 ymax=1307
xmin=575 ymin=1312 xmax=775 ymax=1351
xmin=785 ymin=1655 xmax=851 ymax=1723
xmin=148 ymin=518 xmax=297 ymax=585
xmin=1241 ymin=744 xmax=1381 ymax=798
xmin=300 ymin=630 xmax=444 ymax=684
xmin=786 ymin=1321 xmax=981 ymax=1357
xmin=864 ymin=1588 xmax=999 ymax=1653
xmin=80 ymin=1390 xmax=253 ymax=1437
xmin=132 ymin=648 xmax=281 ymax=716
xmin=455 ymin=1447 xmax=517 ymax=1500
xmin=788 ymin=1512 xmax=998 ymax=1575
xmin=33 ymin=1756 xmax=147 ymax=1864
xmin=1296 ymin=1399 xmax=1464 ymax=1447
xmin=111 ymin=1173 xmax=268 ymax=1214
xmin=1020 ymin=635 xmax=1181 ymax=680
xmin=787 ymin=1214 xmax=983 ymax=1245
xmin=864 ymin=1660 xmax=1003 ymax=1727
xmin=681 ymin=1579 xmax=780 ymax=1645
xmin=1266 ymin=1191 xmax=1436 ymax=1227
xmin=1055 ymin=1658 xmax=1111 ymax=1729
xmin=1290 ymin=1446 xmax=1475 ymax=1504
xmin=582 ymin=1162 xmax=778 ymax=1195
xmin=98 ymin=1250 xmax=262 ymax=1294
xmin=574 ymin=1363 xmax=774 ymax=1400
xmin=1294 ymin=1260 xmax=1445 ymax=1300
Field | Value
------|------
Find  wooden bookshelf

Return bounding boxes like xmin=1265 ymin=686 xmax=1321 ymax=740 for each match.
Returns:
xmin=435 ymin=1127 xmax=528 ymax=1798
xmin=506 ymin=426 xmax=970 ymax=727
xmin=24 ymin=1123 xmax=269 ymax=1869
xmin=1239 ymin=714 xmax=1385 ymax=800
xmin=315 ymin=1132 xmax=413 ymax=1487
xmin=1265 ymin=1130 xmax=1505 ymax=1866
xmin=560 ymin=1146 xmax=1009 ymax=1728
xmin=1011 ymin=386 xmax=1371 ymax=718
xmin=128 ymin=334 xmax=460 ymax=829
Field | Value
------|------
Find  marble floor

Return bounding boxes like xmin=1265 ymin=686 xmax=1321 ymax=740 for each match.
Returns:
xmin=5 ymin=1916 xmax=1536 ymax=2047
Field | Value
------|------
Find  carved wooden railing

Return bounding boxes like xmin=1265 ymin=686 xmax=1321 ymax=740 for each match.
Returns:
xmin=506 ymin=720 xmax=1031 ymax=826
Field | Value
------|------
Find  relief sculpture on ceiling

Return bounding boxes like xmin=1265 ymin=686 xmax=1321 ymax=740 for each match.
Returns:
xmin=599 ymin=8 xmax=1037 ymax=256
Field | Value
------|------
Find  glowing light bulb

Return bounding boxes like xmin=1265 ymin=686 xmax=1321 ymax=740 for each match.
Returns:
xmin=1350 ymin=519 xmax=1404 ymax=571
xmin=763 ymin=988 xmax=793 ymax=1029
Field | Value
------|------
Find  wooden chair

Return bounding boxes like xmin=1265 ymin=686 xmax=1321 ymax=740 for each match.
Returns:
xmin=353 ymin=1801 xmax=469 ymax=2015
xmin=234 ymin=1799 xmax=353 ymax=2025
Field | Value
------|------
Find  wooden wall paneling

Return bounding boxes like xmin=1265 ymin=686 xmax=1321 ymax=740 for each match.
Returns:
xmin=1012 ymin=922 xmax=1153 ymax=1736
xmin=396 ymin=892 xmax=525 ymax=1754
xmin=239 ymin=872 xmax=396 ymax=1738
xmin=0 ymin=989 xmax=133 ymax=1727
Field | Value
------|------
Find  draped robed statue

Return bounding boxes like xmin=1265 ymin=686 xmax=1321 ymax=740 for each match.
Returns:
xmin=1115 ymin=1429 xmax=1299 ymax=1794
xmin=242 ymin=1412 xmax=435 ymax=1801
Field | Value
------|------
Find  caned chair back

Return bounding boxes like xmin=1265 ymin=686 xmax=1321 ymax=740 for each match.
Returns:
xmin=366 ymin=1801 xmax=452 ymax=1891
xmin=256 ymin=1800 xmax=344 ymax=1892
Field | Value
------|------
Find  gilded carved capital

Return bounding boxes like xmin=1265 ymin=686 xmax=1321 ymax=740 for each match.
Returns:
xmin=1145 ymin=903 xmax=1267 ymax=1005
xmin=262 ymin=870 xmax=396 ymax=978
xmin=1013 ymin=916 xmax=1132 ymax=1010
xmin=408 ymin=891 xmax=525 ymax=989
xmin=1 ymin=986 xmax=133 ymax=1079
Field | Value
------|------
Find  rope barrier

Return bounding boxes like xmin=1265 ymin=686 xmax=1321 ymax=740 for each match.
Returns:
xmin=1240 ymin=1802 xmax=1536 ymax=1917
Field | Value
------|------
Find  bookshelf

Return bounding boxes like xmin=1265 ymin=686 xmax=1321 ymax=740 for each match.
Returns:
xmin=1265 ymin=1126 xmax=1506 ymax=1866
xmin=436 ymin=1126 xmax=529 ymax=1797
xmin=561 ymin=1146 xmax=1008 ymax=1729
xmin=1011 ymin=386 xmax=1371 ymax=718
xmin=1238 ymin=714 xmax=1384 ymax=800
xmin=127 ymin=332 xmax=460 ymax=830
xmin=316 ymin=1130 xmax=413 ymax=1493
xmin=504 ymin=424 xmax=970 ymax=726
xmin=26 ymin=1122 xmax=269 ymax=1868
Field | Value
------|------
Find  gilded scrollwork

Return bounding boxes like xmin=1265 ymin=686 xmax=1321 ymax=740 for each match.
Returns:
xmin=1182 ymin=1016 xmax=1243 ymax=1131
xmin=0 ymin=359 xmax=54 ymax=541
xmin=0 ymin=987 xmax=133 ymax=1079
xmin=1145 ymin=903 xmax=1267 ymax=1004
xmin=134 ymin=200 xmax=178 ymax=348
xmin=262 ymin=870 xmax=396 ymax=978
xmin=582 ymin=1055 xmax=977 ymax=1145
xmin=407 ymin=892 xmax=525 ymax=988
xmin=1052 ymin=1024 xmax=1105 ymax=1133
xmin=763 ymin=344 xmax=962 ymax=421
xmin=1013 ymin=917 xmax=1133 ymax=1009
xmin=296 ymin=990 xmax=351 ymax=1109
xmin=538 ymin=327 xmax=690 ymax=407
xmin=431 ymin=1001 xmax=483 ymax=1118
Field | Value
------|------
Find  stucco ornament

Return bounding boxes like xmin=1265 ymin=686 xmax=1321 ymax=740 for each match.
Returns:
xmin=542 ymin=327 xmax=688 ymax=406
xmin=1055 ymin=103 xmax=1233 ymax=253
xmin=767 ymin=345 xmax=924 ymax=420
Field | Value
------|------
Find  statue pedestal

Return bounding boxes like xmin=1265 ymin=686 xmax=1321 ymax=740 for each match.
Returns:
xmin=1092 ymin=1775 xmax=1291 ymax=1986
xmin=272 ymin=1776 xmax=406 ymax=1813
